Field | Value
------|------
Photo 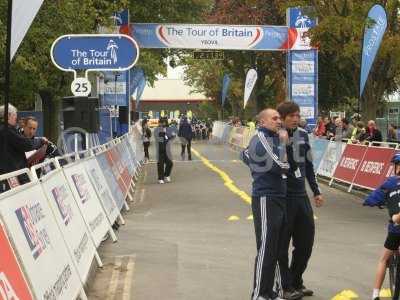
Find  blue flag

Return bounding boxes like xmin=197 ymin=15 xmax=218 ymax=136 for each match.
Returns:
xmin=135 ymin=76 xmax=146 ymax=110
xmin=360 ymin=4 xmax=387 ymax=97
xmin=221 ymin=74 xmax=231 ymax=107
xmin=129 ymin=67 xmax=145 ymax=95
xmin=113 ymin=9 xmax=129 ymax=26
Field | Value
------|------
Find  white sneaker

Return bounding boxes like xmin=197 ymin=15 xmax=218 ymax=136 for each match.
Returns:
xmin=158 ymin=180 xmax=165 ymax=184
xmin=165 ymin=176 xmax=171 ymax=183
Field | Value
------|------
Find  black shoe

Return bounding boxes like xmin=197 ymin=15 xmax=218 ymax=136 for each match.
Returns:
xmin=296 ymin=286 xmax=313 ymax=297
xmin=282 ymin=289 xmax=303 ymax=300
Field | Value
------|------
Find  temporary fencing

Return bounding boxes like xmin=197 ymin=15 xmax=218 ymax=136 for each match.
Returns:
xmin=213 ymin=122 xmax=400 ymax=193
xmin=0 ymin=125 xmax=144 ymax=300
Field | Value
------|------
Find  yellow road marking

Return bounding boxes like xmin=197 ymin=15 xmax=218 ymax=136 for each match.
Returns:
xmin=192 ymin=148 xmax=251 ymax=205
xmin=228 ymin=215 xmax=240 ymax=221
xmin=122 ymin=257 xmax=135 ymax=300
xmin=247 ymin=215 xmax=253 ymax=220
xmin=331 ymin=290 xmax=359 ymax=300
xmin=380 ymin=288 xmax=391 ymax=297
xmin=106 ymin=257 xmax=122 ymax=300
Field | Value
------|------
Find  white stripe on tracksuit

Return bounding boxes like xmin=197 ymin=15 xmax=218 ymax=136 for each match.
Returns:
xmin=253 ymin=196 xmax=267 ymax=300
xmin=257 ymin=132 xmax=289 ymax=170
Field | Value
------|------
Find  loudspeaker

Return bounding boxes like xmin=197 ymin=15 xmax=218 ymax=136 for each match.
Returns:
xmin=119 ymin=106 xmax=128 ymax=124
xmin=62 ymin=97 xmax=99 ymax=133
xmin=131 ymin=111 xmax=139 ymax=122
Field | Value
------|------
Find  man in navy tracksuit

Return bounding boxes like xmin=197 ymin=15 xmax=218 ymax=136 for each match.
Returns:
xmin=276 ymin=102 xmax=324 ymax=300
xmin=241 ymin=108 xmax=290 ymax=300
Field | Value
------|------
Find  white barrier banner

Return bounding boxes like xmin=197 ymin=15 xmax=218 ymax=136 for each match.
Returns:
xmin=96 ymin=152 xmax=125 ymax=211
xmin=120 ymin=139 xmax=137 ymax=176
xmin=317 ymin=141 xmax=346 ymax=177
xmin=0 ymin=183 xmax=82 ymax=300
xmin=116 ymin=142 xmax=134 ymax=178
xmin=124 ymin=138 xmax=139 ymax=173
xmin=40 ymin=169 xmax=96 ymax=282
xmin=83 ymin=157 xmax=120 ymax=225
xmin=62 ymin=163 xmax=110 ymax=247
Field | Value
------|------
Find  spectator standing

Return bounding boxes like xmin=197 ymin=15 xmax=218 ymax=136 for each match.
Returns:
xmin=387 ymin=124 xmax=398 ymax=143
xmin=353 ymin=121 xmax=366 ymax=142
xmin=154 ymin=117 xmax=175 ymax=184
xmin=0 ymin=104 xmax=47 ymax=191
xmin=313 ymin=116 xmax=326 ymax=137
xmin=359 ymin=120 xmax=383 ymax=143
xmin=178 ymin=116 xmax=193 ymax=160
xmin=21 ymin=116 xmax=60 ymax=166
xmin=325 ymin=117 xmax=336 ymax=139
xmin=342 ymin=118 xmax=355 ymax=140
xmin=142 ymin=119 xmax=152 ymax=162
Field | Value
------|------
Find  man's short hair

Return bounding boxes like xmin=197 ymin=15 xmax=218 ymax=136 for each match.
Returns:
xmin=24 ymin=116 xmax=38 ymax=125
xmin=276 ymin=101 xmax=300 ymax=119
xmin=0 ymin=103 xmax=17 ymax=121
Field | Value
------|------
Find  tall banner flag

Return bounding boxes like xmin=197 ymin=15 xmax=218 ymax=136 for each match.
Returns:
xmin=244 ymin=69 xmax=258 ymax=108
xmin=11 ymin=0 xmax=44 ymax=59
xmin=360 ymin=4 xmax=387 ymax=97
xmin=135 ymin=76 xmax=147 ymax=110
xmin=287 ymin=7 xmax=318 ymax=125
xmin=221 ymin=74 xmax=231 ymax=107
xmin=113 ymin=9 xmax=132 ymax=36
xmin=129 ymin=67 xmax=145 ymax=96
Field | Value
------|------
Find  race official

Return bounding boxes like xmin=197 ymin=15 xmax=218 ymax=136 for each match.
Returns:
xmin=276 ymin=101 xmax=324 ymax=300
xmin=241 ymin=108 xmax=290 ymax=300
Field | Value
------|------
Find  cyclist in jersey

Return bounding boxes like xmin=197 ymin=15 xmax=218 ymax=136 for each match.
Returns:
xmin=364 ymin=153 xmax=400 ymax=300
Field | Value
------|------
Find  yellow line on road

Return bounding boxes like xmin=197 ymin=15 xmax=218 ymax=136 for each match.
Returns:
xmin=192 ymin=148 xmax=251 ymax=205
xmin=122 ymin=257 xmax=136 ymax=300
xmin=106 ymin=257 xmax=122 ymax=300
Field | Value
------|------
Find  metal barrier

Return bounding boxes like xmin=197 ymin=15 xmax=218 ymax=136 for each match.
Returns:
xmin=0 ymin=124 xmax=144 ymax=299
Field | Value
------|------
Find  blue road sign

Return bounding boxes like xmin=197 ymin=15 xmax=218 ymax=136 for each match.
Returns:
xmin=51 ymin=34 xmax=139 ymax=71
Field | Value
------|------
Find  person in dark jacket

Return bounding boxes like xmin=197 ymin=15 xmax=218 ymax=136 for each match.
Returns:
xmin=154 ymin=117 xmax=175 ymax=184
xmin=178 ymin=116 xmax=193 ymax=160
xmin=359 ymin=120 xmax=383 ymax=144
xmin=0 ymin=104 xmax=47 ymax=191
xmin=20 ymin=116 xmax=60 ymax=166
xmin=142 ymin=119 xmax=152 ymax=161
xmin=241 ymin=108 xmax=290 ymax=300
xmin=276 ymin=102 xmax=324 ymax=300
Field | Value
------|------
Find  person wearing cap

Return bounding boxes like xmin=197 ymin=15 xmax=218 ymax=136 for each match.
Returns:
xmin=364 ymin=153 xmax=400 ymax=300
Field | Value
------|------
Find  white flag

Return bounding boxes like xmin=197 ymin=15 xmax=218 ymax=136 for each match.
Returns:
xmin=11 ymin=0 xmax=44 ymax=60
xmin=244 ymin=69 xmax=258 ymax=108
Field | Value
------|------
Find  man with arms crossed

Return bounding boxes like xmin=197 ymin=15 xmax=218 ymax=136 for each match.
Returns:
xmin=276 ymin=102 xmax=324 ymax=300
xmin=241 ymin=108 xmax=290 ymax=300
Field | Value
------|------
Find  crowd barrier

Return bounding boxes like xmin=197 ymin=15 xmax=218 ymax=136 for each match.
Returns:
xmin=212 ymin=122 xmax=400 ymax=194
xmin=0 ymin=123 xmax=144 ymax=300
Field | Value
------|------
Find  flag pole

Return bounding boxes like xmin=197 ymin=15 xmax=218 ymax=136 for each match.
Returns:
xmin=4 ymin=0 xmax=12 ymax=126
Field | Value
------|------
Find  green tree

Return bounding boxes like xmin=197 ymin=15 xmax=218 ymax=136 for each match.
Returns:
xmin=0 ymin=0 xmax=212 ymax=139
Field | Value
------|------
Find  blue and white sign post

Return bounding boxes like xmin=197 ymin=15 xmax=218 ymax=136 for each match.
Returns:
xmin=286 ymin=8 xmax=318 ymax=126
xmin=51 ymin=34 xmax=139 ymax=96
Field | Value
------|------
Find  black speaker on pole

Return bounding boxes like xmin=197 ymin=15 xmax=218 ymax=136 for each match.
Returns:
xmin=118 ymin=106 xmax=128 ymax=124
xmin=62 ymin=97 xmax=99 ymax=133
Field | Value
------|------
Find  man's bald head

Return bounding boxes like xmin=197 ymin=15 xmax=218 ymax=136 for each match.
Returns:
xmin=257 ymin=108 xmax=281 ymax=132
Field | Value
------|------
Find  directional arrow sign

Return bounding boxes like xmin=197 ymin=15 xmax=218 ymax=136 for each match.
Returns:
xmin=51 ymin=34 xmax=139 ymax=72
